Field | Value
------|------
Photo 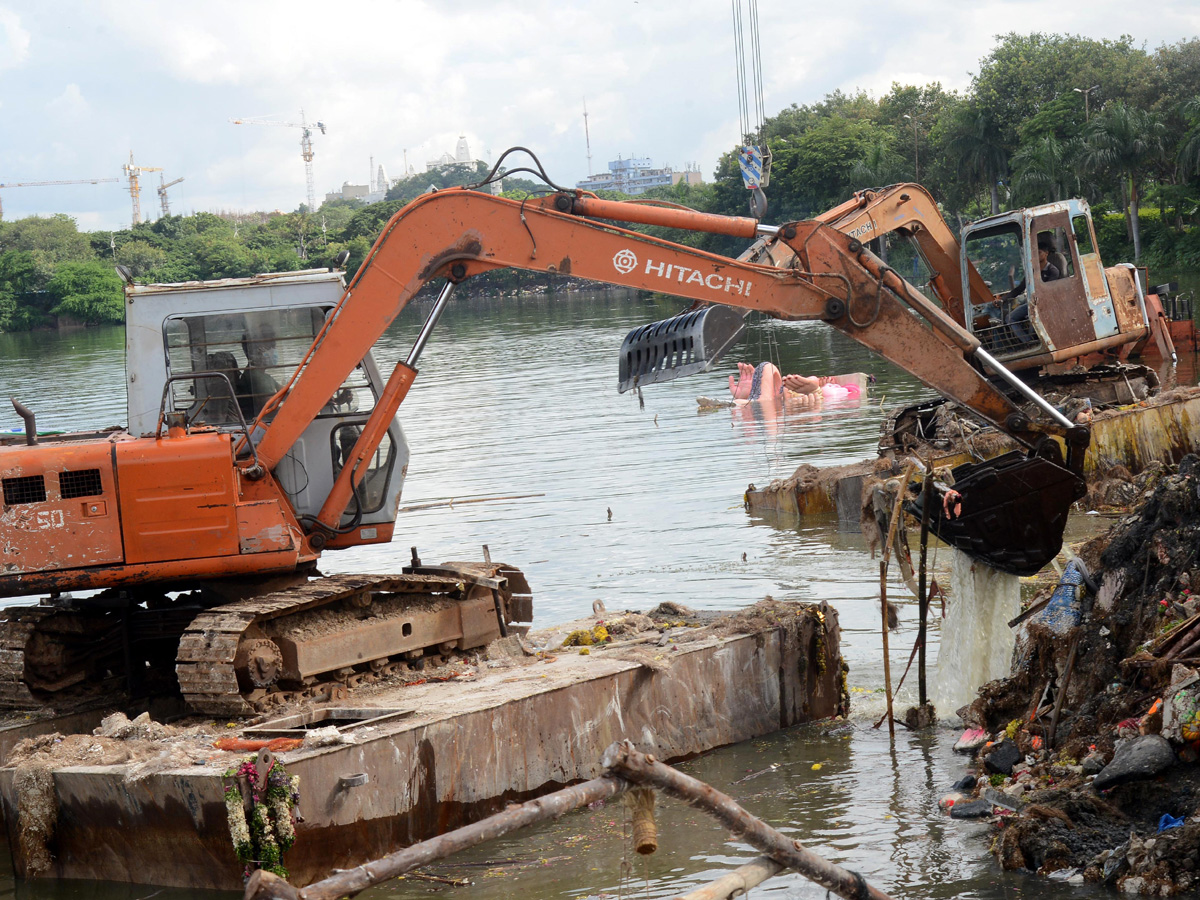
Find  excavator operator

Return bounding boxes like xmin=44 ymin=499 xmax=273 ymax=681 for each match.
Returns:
xmin=236 ymin=331 xmax=281 ymax=419
xmin=1004 ymin=234 xmax=1061 ymax=343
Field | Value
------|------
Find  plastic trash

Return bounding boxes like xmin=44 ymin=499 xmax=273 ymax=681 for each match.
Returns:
xmin=1158 ymin=813 xmax=1184 ymax=832
xmin=1035 ymin=559 xmax=1094 ymax=635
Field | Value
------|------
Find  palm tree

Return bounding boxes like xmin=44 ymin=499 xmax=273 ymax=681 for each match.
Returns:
xmin=1010 ymin=135 xmax=1089 ymax=207
xmin=1177 ymin=97 xmax=1200 ymax=179
xmin=942 ymin=104 xmax=1008 ymax=214
xmin=849 ymin=140 xmax=909 ymax=188
xmin=1083 ymin=101 xmax=1167 ymax=263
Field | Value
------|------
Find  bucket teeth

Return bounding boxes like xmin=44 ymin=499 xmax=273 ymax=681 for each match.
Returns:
xmin=618 ymin=305 xmax=746 ymax=392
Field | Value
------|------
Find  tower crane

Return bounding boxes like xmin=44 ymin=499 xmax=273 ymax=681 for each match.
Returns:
xmin=123 ymin=151 xmax=163 ymax=227
xmin=230 ymin=109 xmax=326 ymax=212
xmin=0 ymin=177 xmax=119 ymax=220
xmin=158 ymin=174 xmax=185 ymax=217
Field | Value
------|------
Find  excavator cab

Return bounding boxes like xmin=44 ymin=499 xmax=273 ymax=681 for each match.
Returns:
xmin=961 ymin=200 xmax=1136 ymax=363
xmin=126 ymin=271 xmax=409 ymax=545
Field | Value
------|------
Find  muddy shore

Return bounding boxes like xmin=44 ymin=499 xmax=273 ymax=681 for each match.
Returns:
xmin=943 ymin=455 xmax=1200 ymax=894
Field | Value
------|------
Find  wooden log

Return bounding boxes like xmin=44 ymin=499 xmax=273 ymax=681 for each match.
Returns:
xmin=601 ymin=741 xmax=895 ymax=900
xmin=247 ymin=775 xmax=629 ymax=900
xmin=672 ymin=856 xmax=785 ymax=900
xmin=1047 ymin=632 xmax=1080 ymax=750
xmin=917 ymin=466 xmax=931 ymax=708
xmin=880 ymin=561 xmax=895 ymax=738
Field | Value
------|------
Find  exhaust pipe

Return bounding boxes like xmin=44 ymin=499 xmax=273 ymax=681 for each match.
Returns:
xmin=10 ymin=399 xmax=36 ymax=445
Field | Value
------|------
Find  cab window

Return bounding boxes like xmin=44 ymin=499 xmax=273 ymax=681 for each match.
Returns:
xmin=163 ymin=308 xmax=376 ymax=427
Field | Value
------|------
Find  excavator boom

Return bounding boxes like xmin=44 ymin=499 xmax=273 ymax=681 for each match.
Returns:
xmin=253 ymin=187 xmax=1085 ymax=575
xmin=256 ymin=189 xmax=1055 ymax=470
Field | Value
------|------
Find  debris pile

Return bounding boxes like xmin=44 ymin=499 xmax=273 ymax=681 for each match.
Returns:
xmin=940 ymin=455 xmax=1200 ymax=893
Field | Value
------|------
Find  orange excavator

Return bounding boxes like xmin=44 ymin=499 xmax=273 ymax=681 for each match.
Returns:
xmin=0 ymin=155 xmax=1098 ymax=714
xmin=655 ymin=181 xmax=1169 ymax=379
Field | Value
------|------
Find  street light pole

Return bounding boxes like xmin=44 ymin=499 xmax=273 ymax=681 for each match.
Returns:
xmin=1073 ymin=84 xmax=1100 ymax=122
xmin=903 ymin=113 xmax=919 ymax=181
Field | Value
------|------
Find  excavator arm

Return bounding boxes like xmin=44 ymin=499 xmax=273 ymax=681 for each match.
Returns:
xmin=251 ymin=187 xmax=1087 ymax=572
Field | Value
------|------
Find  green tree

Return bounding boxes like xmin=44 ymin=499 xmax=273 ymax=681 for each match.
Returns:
xmin=973 ymin=33 xmax=1152 ymax=140
xmin=0 ymin=214 xmax=93 ymax=266
xmin=1009 ymin=135 xmax=1089 ymax=206
xmin=1083 ymin=101 xmax=1167 ymax=262
xmin=46 ymin=260 xmax=124 ymax=324
xmin=938 ymin=101 xmax=1008 ymax=213
xmin=116 ymin=240 xmax=167 ymax=277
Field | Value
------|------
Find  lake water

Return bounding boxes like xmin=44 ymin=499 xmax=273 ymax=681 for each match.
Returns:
xmin=0 ymin=285 xmax=1188 ymax=900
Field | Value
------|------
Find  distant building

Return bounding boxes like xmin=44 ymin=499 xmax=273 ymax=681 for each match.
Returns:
xmin=324 ymin=163 xmax=392 ymax=205
xmin=324 ymin=139 xmax=504 ymax=206
xmin=425 ymin=136 xmax=502 ymax=194
xmin=427 ymin=135 xmax=476 ymax=171
xmin=576 ymin=158 xmax=703 ymax=195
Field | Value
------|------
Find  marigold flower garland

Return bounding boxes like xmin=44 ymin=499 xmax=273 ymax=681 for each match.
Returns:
xmin=223 ymin=756 xmax=300 ymax=879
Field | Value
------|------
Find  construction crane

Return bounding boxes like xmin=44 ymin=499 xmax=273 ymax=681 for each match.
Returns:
xmin=230 ymin=109 xmax=326 ymax=212
xmin=158 ymin=175 xmax=185 ymax=217
xmin=0 ymin=177 xmax=119 ymax=220
xmin=123 ymin=151 xmax=163 ymax=227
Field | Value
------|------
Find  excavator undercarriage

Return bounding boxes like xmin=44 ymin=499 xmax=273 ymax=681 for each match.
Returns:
xmin=0 ymin=563 xmax=531 ymax=715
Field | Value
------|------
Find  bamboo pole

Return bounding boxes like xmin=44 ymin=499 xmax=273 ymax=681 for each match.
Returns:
xmin=672 ymin=857 xmax=784 ymax=900
xmin=397 ymin=492 xmax=545 ymax=513
xmin=917 ymin=466 xmax=932 ymax=708
xmin=876 ymin=462 xmax=915 ymax=738
xmin=880 ymin=561 xmax=894 ymax=737
xmin=1047 ymin=632 xmax=1080 ymax=750
xmin=245 ymin=775 xmax=629 ymax=900
xmin=602 ymin=742 xmax=895 ymax=900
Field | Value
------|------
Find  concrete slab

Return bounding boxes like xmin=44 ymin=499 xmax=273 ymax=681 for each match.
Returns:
xmin=0 ymin=601 xmax=845 ymax=891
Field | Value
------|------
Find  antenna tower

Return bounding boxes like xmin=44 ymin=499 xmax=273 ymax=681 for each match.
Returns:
xmin=583 ymin=99 xmax=593 ymax=176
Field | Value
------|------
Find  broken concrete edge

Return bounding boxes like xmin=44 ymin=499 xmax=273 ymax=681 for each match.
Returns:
xmin=0 ymin=599 xmax=847 ymax=892
xmin=745 ymin=387 xmax=1200 ymax=526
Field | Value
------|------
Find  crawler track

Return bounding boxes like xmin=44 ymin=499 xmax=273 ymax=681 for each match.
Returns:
xmin=0 ymin=567 xmax=529 ymax=716
xmin=0 ymin=607 xmax=57 ymax=709
xmin=176 ymin=572 xmax=506 ymax=715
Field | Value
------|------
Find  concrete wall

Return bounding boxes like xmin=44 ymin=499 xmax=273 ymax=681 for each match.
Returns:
xmin=0 ymin=606 xmax=844 ymax=891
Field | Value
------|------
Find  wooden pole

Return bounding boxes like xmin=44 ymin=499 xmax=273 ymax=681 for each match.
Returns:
xmin=672 ymin=856 xmax=785 ymax=900
xmin=1047 ymin=632 xmax=1080 ymax=750
xmin=246 ymin=775 xmax=630 ymax=900
xmin=602 ymin=742 xmax=896 ymax=900
xmin=917 ymin=467 xmax=932 ymax=707
xmin=880 ymin=561 xmax=895 ymax=737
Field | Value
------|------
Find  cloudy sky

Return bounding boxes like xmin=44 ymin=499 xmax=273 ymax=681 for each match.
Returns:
xmin=1 ymin=1 xmax=1198 ymax=232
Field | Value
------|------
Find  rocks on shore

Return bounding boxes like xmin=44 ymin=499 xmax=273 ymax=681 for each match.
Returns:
xmin=1092 ymin=734 xmax=1176 ymax=791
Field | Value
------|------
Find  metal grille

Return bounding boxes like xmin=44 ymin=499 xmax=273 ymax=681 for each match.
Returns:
xmin=60 ymin=468 xmax=103 ymax=499
xmin=2 ymin=475 xmax=47 ymax=506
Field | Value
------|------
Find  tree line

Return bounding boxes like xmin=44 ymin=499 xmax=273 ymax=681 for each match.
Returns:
xmin=2 ymin=32 xmax=1199 ymax=331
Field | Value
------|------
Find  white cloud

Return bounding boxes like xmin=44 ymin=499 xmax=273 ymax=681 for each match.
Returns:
xmin=0 ymin=6 xmax=30 ymax=71
xmin=6 ymin=0 xmax=1200 ymax=230
xmin=47 ymin=83 xmax=88 ymax=119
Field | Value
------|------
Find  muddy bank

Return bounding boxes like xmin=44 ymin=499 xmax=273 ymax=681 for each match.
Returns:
xmin=943 ymin=455 xmax=1200 ymax=894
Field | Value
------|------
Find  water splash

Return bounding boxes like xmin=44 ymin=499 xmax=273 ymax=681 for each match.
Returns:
xmin=932 ymin=549 xmax=1021 ymax=719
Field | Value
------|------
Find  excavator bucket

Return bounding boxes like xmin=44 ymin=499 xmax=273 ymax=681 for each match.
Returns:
xmin=906 ymin=449 xmax=1088 ymax=577
xmin=618 ymin=305 xmax=746 ymax=393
